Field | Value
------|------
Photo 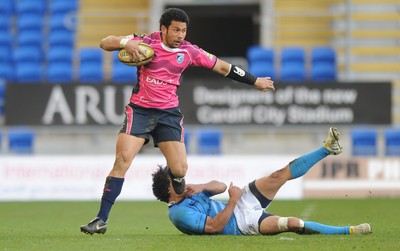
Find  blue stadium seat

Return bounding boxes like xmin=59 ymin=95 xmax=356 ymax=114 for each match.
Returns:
xmin=47 ymin=46 xmax=73 ymax=64
xmin=310 ymin=47 xmax=336 ymax=82
xmin=0 ymin=31 xmax=13 ymax=51
xmin=247 ymin=45 xmax=275 ymax=78
xmin=0 ymin=80 xmax=5 ymax=116
xmin=280 ymin=47 xmax=306 ymax=82
xmin=351 ymin=128 xmax=378 ymax=156
xmin=15 ymin=62 xmax=43 ymax=83
xmin=80 ymin=48 xmax=103 ymax=63
xmin=13 ymin=46 xmax=43 ymax=63
xmin=49 ymin=0 xmax=78 ymax=15
xmin=0 ymin=0 xmax=14 ymax=16
xmin=311 ymin=63 xmax=336 ymax=82
xmin=385 ymin=129 xmax=400 ymax=156
xmin=111 ymin=51 xmax=137 ymax=83
xmin=197 ymin=128 xmax=223 ymax=155
xmin=8 ymin=128 xmax=35 ymax=154
xmin=17 ymin=31 xmax=43 ymax=51
xmin=0 ymin=15 xmax=11 ymax=32
xmin=112 ymin=64 xmax=138 ymax=83
xmin=48 ymin=30 xmax=75 ymax=48
xmin=79 ymin=63 xmax=104 ymax=83
xmin=16 ymin=0 xmax=46 ymax=16
xmin=47 ymin=62 xmax=74 ymax=83
xmin=17 ymin=14 xmax=44 ymax=33
xmin=49 ymin=14 xmax=76 ymax=33
xmin=0 ymin=62 xmax=14 ymax=81
xmin=280 ymin=63 xmax=306 ymax=82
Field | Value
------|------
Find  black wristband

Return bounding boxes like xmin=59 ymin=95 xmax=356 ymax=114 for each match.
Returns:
xmin=226 ymin=64 xmax=257 ymax=85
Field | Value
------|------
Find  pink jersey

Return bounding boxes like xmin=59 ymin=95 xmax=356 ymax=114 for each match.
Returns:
xmin=129 ymin=32 xmax=217 ymax=109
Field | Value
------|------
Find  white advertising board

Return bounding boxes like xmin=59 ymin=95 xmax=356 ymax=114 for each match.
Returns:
xmin=0 ymin=155 xmax=301 ymax=201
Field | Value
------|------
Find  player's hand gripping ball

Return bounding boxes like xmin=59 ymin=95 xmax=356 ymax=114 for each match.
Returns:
xmin=118 ymin=43 xmax=154 ymax=66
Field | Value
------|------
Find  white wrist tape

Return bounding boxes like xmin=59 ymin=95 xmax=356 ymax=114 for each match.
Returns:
xmin=119 ymin=38 xmax=129 ymax=48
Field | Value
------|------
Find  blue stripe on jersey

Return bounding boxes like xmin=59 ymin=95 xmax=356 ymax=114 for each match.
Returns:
xmin=168 ymin=192 xmax=242 ymax=235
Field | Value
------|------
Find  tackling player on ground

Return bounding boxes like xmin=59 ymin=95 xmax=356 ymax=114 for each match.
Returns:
xmin=81 ymin=8 xmax=275 ymax=234
xmin=152 ymin=127 xmax=372 ymax=236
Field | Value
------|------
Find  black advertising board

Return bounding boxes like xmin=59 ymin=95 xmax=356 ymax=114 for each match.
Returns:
xmin=4 ymin=80 xmax=391 ymax=126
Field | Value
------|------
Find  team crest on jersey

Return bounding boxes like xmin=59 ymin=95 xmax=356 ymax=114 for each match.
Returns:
xmin=176 ymin=53 xmax=184 ymax=64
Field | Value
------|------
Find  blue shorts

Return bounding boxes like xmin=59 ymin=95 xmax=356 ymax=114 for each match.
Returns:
xmin=119 ymin=103 xmax=185 ymax=147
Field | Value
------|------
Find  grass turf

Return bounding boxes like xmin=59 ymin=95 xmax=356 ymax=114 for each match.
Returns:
xmin=0 ymin=198 xmax=399 ymax=251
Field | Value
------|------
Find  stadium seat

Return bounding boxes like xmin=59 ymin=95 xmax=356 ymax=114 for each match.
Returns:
xmin=48 ymin=30 xmax=75 ymax=48
xmin=16 ymin=0 xmax=46 ymax=16
xmin=0 ymin=31 xmax=13 ymax=51
xmin=49 ymin=14 xmax=76 ymax=33
xmin=17 ymin=31 xmax=43 ymax=52
xmin=0 ymin=0 xmax=14 ymax=16
xmin=49 ymin=0 xmax=78 ymax=15
xmin=15 ymin=62 xmax=43 ymax=83
xmin=47 ymin=46 xmax=74 ymax=64
xmin=280 ymin=62 xmax=306 ymax=82
xmin=196 ymin=128 xmax=223 ymax=155
xmin=112 ymin=64 xmax=138 ymax=83
xmin=351 ymin=128 xmax=377 ymax=156
xmin=0 ymin=80 xmax=5 ymax=116
xmin=111 ymin=52 xmax=137 ymax=83
xmin=280 ymin=47 xmax=306 ymax=82
xmin=384 ymin=129 xmax=400 ymax=156
xmin=8 ymin=128 xmax=35 ymax=154
xmin=310 ymin=46 xmax=336 ymax=82
xmin=0 ymin=62 xmax=14 ymax=81
xmin=80 ymin=48 xmax=103 ymax=63
xmin=311 ymin=63 xmax=336 ymax=82
xmin=17 ymin=14 xmax=44 ymax=33
xmin=0 ymin=15 xmax=11 ymax=32
xmin=47 ymin=62 xmax=74 ymax=84
xmin=247 ymin=45 xmax=275 ymax=78
xmin=79 ymin=63 xmax=104 ymax=83
xmin=13 ymin=46 xmax=43 ymax=63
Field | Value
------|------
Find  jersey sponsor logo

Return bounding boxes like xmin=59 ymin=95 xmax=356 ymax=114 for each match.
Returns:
xmin=177 ymin=53 xmax=184 ymax=64
xmin=146 ymin=76 xmax=167 ymax=85
xmin=233 ymin=66 xmax=245 ymax=77
xmin=202 ymin=50 xmax=215 ymax=60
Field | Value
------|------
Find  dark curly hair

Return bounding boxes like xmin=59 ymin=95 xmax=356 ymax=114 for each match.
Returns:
xmin=152 ymin=165 xmax=171 ymax=203
xmin=159 ymin=8 xmax=190 ymax=30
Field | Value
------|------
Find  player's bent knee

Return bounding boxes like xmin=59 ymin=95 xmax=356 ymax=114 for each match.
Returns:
xmin=278 ymin=217 xmax=289 ymax=231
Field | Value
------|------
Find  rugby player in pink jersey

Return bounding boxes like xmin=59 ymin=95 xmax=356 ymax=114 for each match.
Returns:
xmin=81 ymin=8 xmax=275 ymax=235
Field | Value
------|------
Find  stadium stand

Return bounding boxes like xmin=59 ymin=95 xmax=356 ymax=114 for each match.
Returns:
xmin=280 ymin=47 xmax=306 ymax=82
xmin=8 ymin=128 xmax=36 ymax=154
xmin=196 ymin=128 xmax=223 ymax=155
xmin=384 ymin=128 xmax=400 ymax=156
xmin=351 ymin=128 xmax=378 ymax=156
xmin=247 ymin=45 xmax=275 ymax=79
xmin=17 ymin=31 xmax=43 ymax=53
xmin=16 ymin=14 xmax=44 ymax=33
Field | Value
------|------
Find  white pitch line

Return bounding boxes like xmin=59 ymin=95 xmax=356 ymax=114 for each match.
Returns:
xmin=300 ymin=204 xmax=316 ymax=220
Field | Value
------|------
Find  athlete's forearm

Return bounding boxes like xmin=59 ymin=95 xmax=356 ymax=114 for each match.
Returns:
xmin=204 ymin=198 xmax=237 ymax=234
xmin=100 ymin=35 xmax=126 ymax=51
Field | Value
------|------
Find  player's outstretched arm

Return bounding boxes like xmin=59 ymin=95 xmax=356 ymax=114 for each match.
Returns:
xmin=186 ymin=180 xmax=227 ymax=197
xmin=204 ymin=182 xmax=242 ymax=234
xmin=212 ymin=58 xmax=275 ymax=92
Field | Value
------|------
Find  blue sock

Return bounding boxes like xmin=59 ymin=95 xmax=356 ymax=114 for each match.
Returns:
xmin=289 ymin=147 xmax=330 ymax=179
xmin=97 ymin=176 xmax=124 ymax=222
xmin=305 ymin=221 xmax=350 ymax=235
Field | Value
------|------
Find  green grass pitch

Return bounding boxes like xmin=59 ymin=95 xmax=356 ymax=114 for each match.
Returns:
xmin=0 ymin=198 xmax=399 ymax=251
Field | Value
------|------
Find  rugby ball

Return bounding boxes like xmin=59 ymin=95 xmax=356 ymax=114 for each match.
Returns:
xmin=118 ymin=43 xmax=154 ymax=66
